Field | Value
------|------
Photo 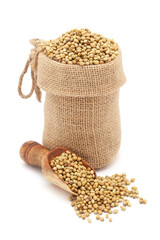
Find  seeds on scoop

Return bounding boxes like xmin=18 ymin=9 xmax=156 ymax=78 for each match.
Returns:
xmin=37 ymin=28 xmax=119 ymax=65
xmin=49 ymin=152 xmax=147 ymax=222
xmin=49 ymin=151 xmax=95 ymax=194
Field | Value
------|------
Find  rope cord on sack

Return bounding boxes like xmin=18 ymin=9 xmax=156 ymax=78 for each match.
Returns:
xmin=18 ymin=43 xmax=42 ymax=102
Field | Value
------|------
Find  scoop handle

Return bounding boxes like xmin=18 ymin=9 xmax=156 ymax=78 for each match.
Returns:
xmin=20 ymin=141 xmax=49 ymax=168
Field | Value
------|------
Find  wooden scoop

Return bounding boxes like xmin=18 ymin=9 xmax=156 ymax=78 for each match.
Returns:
xmin=20 ymin=141 xmax=96 ymax=195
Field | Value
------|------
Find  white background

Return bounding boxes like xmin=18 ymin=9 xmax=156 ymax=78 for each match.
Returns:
xmin=0 ymin=0 xmax=160 ymax=239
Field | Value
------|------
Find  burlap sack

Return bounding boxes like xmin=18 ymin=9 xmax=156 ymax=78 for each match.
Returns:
xmin=18 ymin=44 xmax=126 ymax=169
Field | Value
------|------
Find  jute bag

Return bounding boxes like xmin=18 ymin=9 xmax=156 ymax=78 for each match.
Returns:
xmin=18 ymin=40 xmax=126 ymax=169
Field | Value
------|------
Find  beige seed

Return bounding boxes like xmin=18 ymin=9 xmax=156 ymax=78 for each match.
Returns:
xmin=105 ymin=214 xmax=109 ymax=218
xmin=98 ymin=210 xmax=103 ymax=215
xmin=90 ymin=43 xmax=96 ymax=48
xmin=132 ymin=186 xmax=137 ymax=190
xmin=96 ymin=215 xmax=100 ymax=220
xmin=87 ymin=218 xmax=92 ymax=223
xmin=100 ymin=195 xmax=104 ymax=200
xmin=79 ymin=61 xmax=85 ymax=66
xmin=93 ymin=204 xmax=98 ymax=209
xmin=130 ymin=178 xmax=135 ymax=183
xmin=100 ymin=217 xmax=104 ymax=222
xmin=113 ymin=209 xmax=118 ymax=214
xmin=94 ymin=60 xmax=99 ymax=65
xmin=143 ymin=199 xmax=147 ymax=204
xmin=109 ymin=218 xmax=112 ymax=222
xmin=121 ymin=206 xmax=126 ymax=211
xmin=93 ymin=182 xmax=98 ymax=189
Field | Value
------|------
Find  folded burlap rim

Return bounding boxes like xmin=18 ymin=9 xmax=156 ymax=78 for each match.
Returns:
xmin=18 ymin=39 xmax=126 ymax=100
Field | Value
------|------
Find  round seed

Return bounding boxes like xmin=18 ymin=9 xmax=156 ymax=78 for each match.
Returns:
xmin=121 ymin=206 xmax=126 ymax=211
xmin=113 ymin=209 xmax=118 ymax=214
xmin=100 ymin=217 xmax=104 ymax=222
xmin=143 ymin=199 xmax=147 ymax=204
xmin=130 ymin=178 xmax=135 ymax=183
xmin=96 ymin=215 xmax=100 ymax=220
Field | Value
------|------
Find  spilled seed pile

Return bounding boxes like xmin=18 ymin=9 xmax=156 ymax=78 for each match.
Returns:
xmin=37 ymin=28 xmax=118 ymax=65
xmin=50 ymin=151 xmax=146 ymax=223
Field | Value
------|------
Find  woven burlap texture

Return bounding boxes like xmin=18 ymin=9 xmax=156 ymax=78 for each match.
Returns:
xmin=37 ymin=49 xmax=126 ymax=169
